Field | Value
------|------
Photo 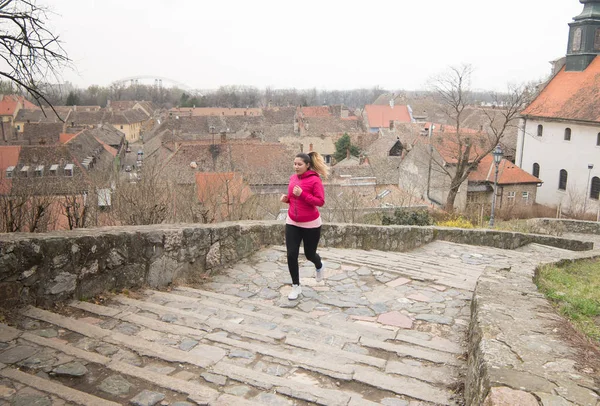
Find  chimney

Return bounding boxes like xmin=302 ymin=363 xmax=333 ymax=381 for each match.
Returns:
xmin=389 ymin=98 xmax=394 ymax=109
xmin=346 ymin=147 xmax=350 ymax=160
xmin=309 ymin=143 xmax=313 ymax=152
xmin=389 ymin=120 xmax=394 ymax=130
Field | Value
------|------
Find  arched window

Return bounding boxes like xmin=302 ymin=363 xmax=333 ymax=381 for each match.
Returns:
xmin=564 ymin=128 xmax=571 ymax=141
xmin=532 ymin=163 xmax=540 ymax=178
xmin=558 ymin=169 xmax=568 ymax=191
xmin=537 ymin=125 xmax=543 ymax=137
xmin=591 ymin=177 xmax=600 ymax=200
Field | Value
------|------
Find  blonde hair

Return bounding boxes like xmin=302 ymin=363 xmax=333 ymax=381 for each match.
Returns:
xmin=296 ymin=152 xmax=329 ymax=179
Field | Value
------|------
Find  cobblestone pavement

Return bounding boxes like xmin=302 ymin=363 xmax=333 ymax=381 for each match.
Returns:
xmin=0 ymin=241 xmax=579 ymax=405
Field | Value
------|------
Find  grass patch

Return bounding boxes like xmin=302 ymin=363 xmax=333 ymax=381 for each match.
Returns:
xmin=535 ymin=259 xmax=600 ymax=343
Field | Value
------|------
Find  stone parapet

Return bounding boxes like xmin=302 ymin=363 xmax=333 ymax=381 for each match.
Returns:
xmin=529 ymin=218 xmax=600 ymax=235
xmin=0 ymin=221 xmax=593 ymax=308
xmin=466 ymin=257 xmax=600 ymax=406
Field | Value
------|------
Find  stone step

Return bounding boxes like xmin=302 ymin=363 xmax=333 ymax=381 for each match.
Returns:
xmin=168 ymin=286 xmax=397 ymax=339
xmin=144 ymin=289 xmax=394 ymax=342
xmin=22 ymin=306 xmax=223 ymax=368
xmin=1 ymin=323 xmax=262 ymax=405
xmin=211 ymin=361 xmax=352 ymax=406
xmin=360 ymin=337 xmax=462 ymax=367
xmin=353 ymin=365 xmax=454 ymax=405
xmin=78 ymin=296 xmax=382 ymax=378
xmin=172 ymin=286 xmax=465 ymax=355
xmin=66 ymin=296 xmax=461 ymax=402
xmin=0 ymin=365 xmax=121 ymax=406
xmin=321 ymin=251 xmax=477 ymax=290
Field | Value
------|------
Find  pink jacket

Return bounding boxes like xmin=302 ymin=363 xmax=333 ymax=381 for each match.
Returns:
xmin=286 ymin=170 xmax=325 ymax=222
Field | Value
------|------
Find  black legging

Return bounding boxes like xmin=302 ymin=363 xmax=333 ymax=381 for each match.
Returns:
xmin=285 ymin=224 xmax=323 ymax=285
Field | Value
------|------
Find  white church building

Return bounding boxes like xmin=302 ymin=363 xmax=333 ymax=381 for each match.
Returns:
xmin=517 ymin=0 xmax=600 ymax=213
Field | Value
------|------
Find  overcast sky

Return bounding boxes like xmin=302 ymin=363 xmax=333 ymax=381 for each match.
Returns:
xmin=49 ymin=0 xmax=582 ymax=92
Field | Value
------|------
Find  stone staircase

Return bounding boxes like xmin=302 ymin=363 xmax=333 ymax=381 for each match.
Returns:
xmin=0 ymin=241 xmax=579 ymax=405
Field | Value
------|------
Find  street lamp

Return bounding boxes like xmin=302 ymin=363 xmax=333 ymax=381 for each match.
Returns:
xmin=583 ymin=163 xmax=594 ymax=214
xmin=489 ymin=145 xmax=503 ymax=227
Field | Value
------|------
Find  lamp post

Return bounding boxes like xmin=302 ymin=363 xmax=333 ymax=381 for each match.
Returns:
xmin=489 ymin=145 xmax=503 ymax=228
xmin=583 ymin=163 xmax=594 ymax=214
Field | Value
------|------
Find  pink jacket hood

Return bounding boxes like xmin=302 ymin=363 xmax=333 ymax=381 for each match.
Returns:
xmin=287 ymin=170 xmax=325 ymax=222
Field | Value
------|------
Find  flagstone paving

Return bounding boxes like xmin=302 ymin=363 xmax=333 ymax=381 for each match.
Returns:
xmin=0 ymin=240 xmax=581 ymax=405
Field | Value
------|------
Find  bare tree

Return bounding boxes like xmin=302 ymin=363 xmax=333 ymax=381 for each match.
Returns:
xmin=429 ymin=64 xmax=533 ymax=211
xmin=0 ymin=0 xmax=70 ymax=113
xmin=62 ymin=193 xmax=89 ymax=229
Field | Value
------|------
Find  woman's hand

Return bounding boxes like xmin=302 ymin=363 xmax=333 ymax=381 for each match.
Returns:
xmin=293 ymin=185 xmax=302 ymax=196
xmin=280 ymin=194 xmax=289 ymax=203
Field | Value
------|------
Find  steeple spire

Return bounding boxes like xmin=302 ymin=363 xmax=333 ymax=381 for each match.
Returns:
xmin=566 ymin=0 xmax=600 ymax=71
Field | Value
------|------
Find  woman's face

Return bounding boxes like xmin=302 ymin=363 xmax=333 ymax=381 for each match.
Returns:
xmin=294 ymin=157 xmax=309 ymax=175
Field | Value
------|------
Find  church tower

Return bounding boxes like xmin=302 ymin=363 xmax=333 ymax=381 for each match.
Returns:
xmin=566 ymin=0 xmax=600 ymax=71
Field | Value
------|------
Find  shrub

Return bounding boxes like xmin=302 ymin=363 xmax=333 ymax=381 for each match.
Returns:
xmin=436 ymin=217 xmax=474 ymax=229
xmin=382 ymin=209 xmax=433 ymax=226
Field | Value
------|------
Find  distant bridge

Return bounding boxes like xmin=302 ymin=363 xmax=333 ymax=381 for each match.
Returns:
xmin=111 ymin=76 xmax=203 ymax=95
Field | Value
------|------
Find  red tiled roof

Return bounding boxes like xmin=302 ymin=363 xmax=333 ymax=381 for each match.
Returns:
xmin=0 ymin=95 xmax=38 ymax=116
xmin=521 ymin=56 xmax=600 ymax=122
xmin=468 ymin=154 xmax=541 ymax=185
xmin=300 ymin=106 xmax=331 ymax=117
xmin=364 ymin=105 xmax=411 ymax=128
xmin=195 ymin=172 xmax=251 ymax=203
xmin=96 ymin=138 xmax=118 ymax=157
xmin=0 ymin=145 xmax=21 ymax=170
xmin=60 ymin=133 xmax=77 ymax=144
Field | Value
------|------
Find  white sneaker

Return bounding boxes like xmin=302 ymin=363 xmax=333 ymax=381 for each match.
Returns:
xmin=288 ymin=284 xmax=302 ymax=300
xmin=315 ymin=263 xmax=325 ymax=282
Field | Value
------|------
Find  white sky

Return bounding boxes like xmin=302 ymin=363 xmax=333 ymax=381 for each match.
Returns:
xmin=49 ymin=0 xmax=583 ymax=92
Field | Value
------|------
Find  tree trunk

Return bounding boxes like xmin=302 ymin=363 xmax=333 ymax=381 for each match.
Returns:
xmin=445 ymin=187 xmax=459 ymax=212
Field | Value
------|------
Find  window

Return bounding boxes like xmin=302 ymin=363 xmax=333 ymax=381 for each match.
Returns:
xmin=532 ymin=163 xmax=540 ymax=178
xmin=49 ymin=164 xmax=58 ymax=176
xmin=537 ymin=124 xmax=543 ymax=137
xmin=564 ymin=128 xmax=571 ymax=141
xmin=522 ymin=191 xmax=529 ymax=202
xmin=595 ymin=28 xmax=600 ymax=51
xmin=35 ymin=165 xmax=44 ymax=177
xmin=558 ymin=169 xmax=568 ymax=191
xmin=507 ymin=191 xmax=516 ymax=202
xmin=120 ymin=125 xmax=124 ymax=129
xmin=591 ymin=177 xmax=600 ymax=200
xmin=20 ymin=166 xmax=29 ymax=177
xmin=16 ymin=125 xmax=20 ymax=131
xmin=6 ymin=166 xmax=14 ymax=178
xmin=64 ymin=163 xmax=74 ymax=177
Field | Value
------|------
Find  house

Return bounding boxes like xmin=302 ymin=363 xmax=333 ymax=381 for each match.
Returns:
xmin=0 ymin=95 xmax=38 ymax=125
xmin=398 ymin=122 xmax=541 ymax=211
xmin=467 ymin=154 xmax=542 ymax=209
xmin=296 ymin=105 xmax=362 ymax=136
xmin=195 ymin=172 xmax=252 ymax=222
xmin=0 ymin=145 xmax=21 ymax=194
xmin=0 ymin=129 xmax=116 ymax=231
xmin=161 ymin=139 xmax=294 ymax=194
xmin=363 ymin=102 xmax=414 ymax=133
xmin=14 ymin=109 xmax=66 ymax=133
xmin=278 ymin=135 xmax=335 ymax=164
xmin=106 ymin=109 xmax=149 ymax=142
xmin=517 ymin=0 xmax=600 ymax=212
xmin=169 ymin=107 xmax=262 ymax=118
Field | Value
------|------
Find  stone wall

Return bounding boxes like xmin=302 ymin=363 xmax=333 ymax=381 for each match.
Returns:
xmin=0 ymin=221 xmax=592 ymax=309
xmin=466 ymin=256 xmax=600 ymax=406
xmin=529 ymin=217 xmax=600 ymax=235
